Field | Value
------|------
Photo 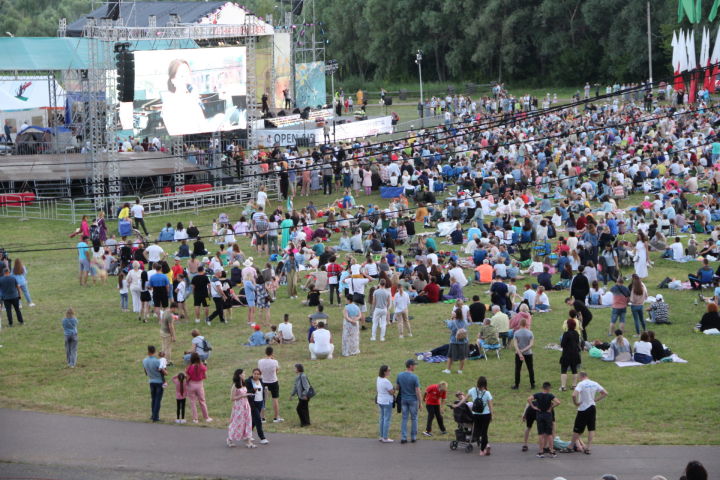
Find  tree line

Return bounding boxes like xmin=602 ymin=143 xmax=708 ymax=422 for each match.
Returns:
xmin=0 ymin=0 xmax=710 ymax=86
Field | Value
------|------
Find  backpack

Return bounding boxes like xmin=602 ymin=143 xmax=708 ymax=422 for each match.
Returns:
xmin=90 ymin=223 xmax=100 ymax=242
xmin=547 ymin=223 xmax=556 ymax=239
xmin=471 ymin=389 xmax=487 ymax=414
xmin=201 ymin=337 xmax=213 ymax=352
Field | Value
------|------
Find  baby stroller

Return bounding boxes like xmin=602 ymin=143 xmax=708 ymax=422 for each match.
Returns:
xmin=449 ymin=401 xmax=475 ymax=453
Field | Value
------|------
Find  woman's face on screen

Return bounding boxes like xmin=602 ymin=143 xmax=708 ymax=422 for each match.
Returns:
xmin=171 ymin=62 xmax=192 ymax=94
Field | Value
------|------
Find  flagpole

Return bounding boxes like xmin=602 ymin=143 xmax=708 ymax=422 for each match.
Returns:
xmin=647 ymin=0 xmax=653 ymax=85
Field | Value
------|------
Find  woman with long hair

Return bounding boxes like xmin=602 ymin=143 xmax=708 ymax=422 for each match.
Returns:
xmin=629 ymin=274 xmax=648 ymax=336
xmin=342 ymin=295 xmax=361 ymax=357
xmin=227 ymin=368 xmax=256 ymax=448
xmin=559 ymin=318 xmax=581 ymax=391
xmin=185 ymin=352 xmax=212 ymax=424
xmin=376 ymin=365 xmax=395 ymax=443
xmin=466 ymin=376 xmax=493 ymax=456
xmin=244 ymin=368 xmax=268 ymax=444
xmin=12 ymin=258 xmax=34 ymax=307
xmin=633 ymin=231 xmax=650 ymax=279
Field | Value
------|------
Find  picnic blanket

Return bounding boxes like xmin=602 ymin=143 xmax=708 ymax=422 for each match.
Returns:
xmin=616 ymin=354 xmax=688 ymax=367
xmin=380 ymin=186 xmax=404 ymax=199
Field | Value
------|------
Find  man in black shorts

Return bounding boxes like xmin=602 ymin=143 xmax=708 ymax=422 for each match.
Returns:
xmin=528 ymin=382 xmax=560 ymax=457
xmin=148 ymin=263 xmax=171 ymax=317
xmin=571 ymin=372 xmax=607 ymax=455
xmin=191 ymin=266 xmax=211 ymax=325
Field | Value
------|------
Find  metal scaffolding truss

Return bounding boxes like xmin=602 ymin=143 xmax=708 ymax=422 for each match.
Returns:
xmin=82 ymin=19 xmax=117 ymax=209
xmin=74 ymin=13 xmax=267 ymax=207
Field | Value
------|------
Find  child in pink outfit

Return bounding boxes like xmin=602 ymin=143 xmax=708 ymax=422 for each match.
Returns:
xmin=172 ymin=372 xmax=187 ymax=424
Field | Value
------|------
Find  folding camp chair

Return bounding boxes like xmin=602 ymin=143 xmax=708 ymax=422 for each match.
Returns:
xmin=479 ymin=341 xmax=501 ymax=360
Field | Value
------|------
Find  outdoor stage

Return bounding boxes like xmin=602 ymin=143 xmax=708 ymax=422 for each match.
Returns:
xmin=0 ymin=152 xmax=192 ymax=182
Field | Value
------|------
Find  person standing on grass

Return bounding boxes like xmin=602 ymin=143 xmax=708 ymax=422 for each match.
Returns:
xmin=511 ymin=318 xmax=535 ymax=390
xmin=159 ymin=308 xmax=176 ymax=365
xmin=131 ymin=198 xmax=149 ymax=235
xmin=258 ymin=346 xmax=284 ymax=423
xmin=376 ymin=365 xmax=395 ymax=443
xmin=76 ymin=235 xmax=91 ymax=286
xmin=559 ymin=318 xmax=582 ymax=391
xmin=290 ymin=363 xmax=312 ymax=427
xmin=142 ymin=345 xmax=164 ymax=422
xmin=528 ymin=382 xmax=560 ymax=458
xmin=62 ymin=308 xmax=78 ymax=368
xmin=185 ymin=352 xmax=213 ymax=424
xmin=370 ymin=279 xmax=391 ymax=342
xmin=629 ymin=273 xmax=648 ymax=337
xmin=342 ymin=295 xmax=361 ymax=356
xmin=148 ymin=263 xmax=170 ymax=318
xmin=12 ymin=259 xmax=34 ymax=307
xmin=422 ymin=381 xmax=447 ymax=437
xmin=442 ymin=308 xmax=469 ymax=374
xmin=609 ymin=277 xmax=630 ymax=336
xmin=227 ymin=368 xmax=256 ymax=448
xmin=396 ymin=358 xmax=422 ymax=444
xmin=570 ymin=372 xmax=607 ymax=455
xmin=190 ymin=266 xmax=211 ymax=324
xmin=0 ymin=267 xmax=23 ymax=326
xmin=394 ymin=284 xmax=412 ymax=338
xmin=207 ymin=269 xmax=227 ymax=325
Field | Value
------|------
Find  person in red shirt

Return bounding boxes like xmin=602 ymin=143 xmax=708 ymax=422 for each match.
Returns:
xmin=422 ymin=381 xmax=447 ymax=436
xmin=413 ymin=276 xmax=440 ymax=303
xmin=171 ymin=257 xmax=184 ymax=279
xmin=325 ymin=255 xmax=343 ymax=305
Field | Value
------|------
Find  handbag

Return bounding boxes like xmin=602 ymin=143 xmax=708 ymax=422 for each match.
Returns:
xmin=306 ymin=386 xmax=316 ymax=399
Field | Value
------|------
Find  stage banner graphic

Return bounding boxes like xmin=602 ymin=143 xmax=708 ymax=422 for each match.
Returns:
xmin=295 ymin=61 xmax=325 ymax=109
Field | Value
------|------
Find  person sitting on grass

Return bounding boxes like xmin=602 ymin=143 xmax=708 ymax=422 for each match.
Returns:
xmin=244 ymin=324 xmax=267 ymax=347
xmin=303 ymin=284 xmax=321 ymax=307
xmin=278 ymin=314 xmax=295 ymax=343
xmin=697 ymin=302 xmax=720 ymax=332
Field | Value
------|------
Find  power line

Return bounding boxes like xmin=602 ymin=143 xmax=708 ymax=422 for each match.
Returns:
xmin=4 ymin=133 xmax=715 ymax=255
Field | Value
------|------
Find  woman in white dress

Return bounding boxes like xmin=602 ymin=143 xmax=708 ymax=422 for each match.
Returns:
xmin=126 ymin=261 xmax=144 ymax=314
xmin=633 ymin=231 xmax=649 ymax=279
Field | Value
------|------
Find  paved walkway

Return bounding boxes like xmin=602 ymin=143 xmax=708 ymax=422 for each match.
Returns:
xmin=0 ymin=409 xmax=717 ymax=480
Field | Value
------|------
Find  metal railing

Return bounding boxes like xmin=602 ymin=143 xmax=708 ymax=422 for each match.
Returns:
xmin=0 ymin=175 xmax=281 ymax=223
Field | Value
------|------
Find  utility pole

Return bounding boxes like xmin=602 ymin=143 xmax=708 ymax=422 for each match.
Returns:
xmin=415 ymin=50 xmax=423 ymax=127
xmin=647 ymin=0 xmax=653 ymax=85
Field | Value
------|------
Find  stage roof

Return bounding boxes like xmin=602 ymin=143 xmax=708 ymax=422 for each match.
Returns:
xmin=0 ymin=37 xmax=93 ymax=70
xmin=0 ymin=37 xmax=198 ymax=71
xmin=67 ymin=2 xmax=270 ymax=37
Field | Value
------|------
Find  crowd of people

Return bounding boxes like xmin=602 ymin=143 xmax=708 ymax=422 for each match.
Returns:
xmin=4 ymin=82 xmax=717 ymax=477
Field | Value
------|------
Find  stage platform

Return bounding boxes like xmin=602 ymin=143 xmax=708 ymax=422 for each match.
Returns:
xmin=0 ymin=152 xmax=193 ymax=182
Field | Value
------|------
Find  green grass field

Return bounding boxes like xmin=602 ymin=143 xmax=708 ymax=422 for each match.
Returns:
xmin=0 ymin=191 xmax=718 ymax=445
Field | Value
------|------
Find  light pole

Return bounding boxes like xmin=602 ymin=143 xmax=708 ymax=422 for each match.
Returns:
xmin=415 ymin=50 xmax=424 ymax=127
xmin=646 ymin=0 xmax=653 ymax=86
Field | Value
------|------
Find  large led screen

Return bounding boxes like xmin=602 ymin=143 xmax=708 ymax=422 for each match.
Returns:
xmin=133 ymin=47 xmax=247 ymax=136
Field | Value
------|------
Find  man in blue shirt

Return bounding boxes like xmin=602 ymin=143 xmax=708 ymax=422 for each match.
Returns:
xmin=142 ymin=345 xmax=164 ymax=422
xmin=76 ymin=235 xmax=91 ymax=286
xmin=0 ymin=267 xmax=23 ymax=326
xmin=396 ymin=359 xmax=422 ymax=443
xmin=148 ymin=263 xmax=170 ymax=316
